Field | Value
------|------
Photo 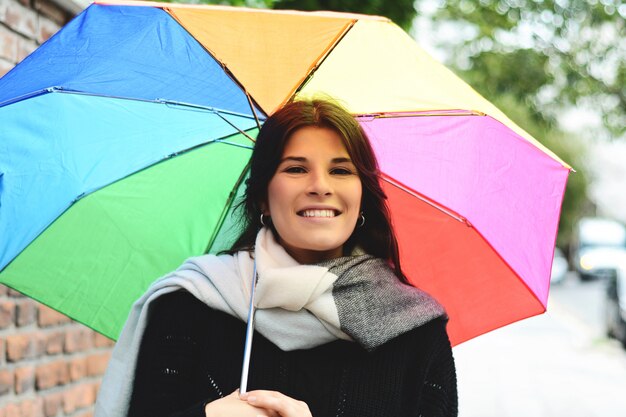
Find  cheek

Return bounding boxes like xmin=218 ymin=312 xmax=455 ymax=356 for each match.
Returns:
xmin=351 ymin=183 xmax=363 ymax=211
xmin=266 ymin=178 xmax=289 ymax=214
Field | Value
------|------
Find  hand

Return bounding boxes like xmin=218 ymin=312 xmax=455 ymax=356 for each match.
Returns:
xmin=240 ymin=390 xmax=312 ymax=417
xmin=204 ymin=390 xmax=273 ymax=417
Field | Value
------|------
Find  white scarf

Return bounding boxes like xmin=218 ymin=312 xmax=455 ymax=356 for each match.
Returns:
xmin=95 ymin=228 xmax=445 ymax=417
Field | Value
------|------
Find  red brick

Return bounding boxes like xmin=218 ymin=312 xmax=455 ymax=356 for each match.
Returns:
xmin=0 ymin=25 xmax=18 ymax=63
xmin=6 ymin=333 xmax=45 ymax=362
xmin=93 ymin=332 xmax=115 ymax=348
xmin=19 ymin=398 xmax=44 ymax=417
xmin=74 ymin=411 xmax=94 ymax=417
xmin=36 ymin=15 xmax=60 ymax=43
xmin=0 ymin=57 xmax=15 ymax=77
xmin=0 ymin=299 xmax=15 ymax=329
xmin=80 ymin=383 xmax=97 ymax=409
xmin=64 ymin=328 xmax=93 ymax=353
xmin=14 ymin=366 xmax=35 ymax=394
xmin=44 ymin=331 xmax=64 ymax=355
xmin=62 ymin=384 xmax=96 ymax=414
xmin=0 ymin=369 xmax=13 ymax=395
xmin=93 ymin=380 xmax=101 ymax=397
xmin=68 ymin=356 xmax=87 ymax=381
xmin=4 ymin=403 xmax=20 ymax=417
xmin=43 ymin=392 xmax=62 ymax=417
xmin=35 ymin=360 xmax=68 ymax=390
xmin=37 ymin=305 xmax=70 ymax=327
xmin=34 ymin=0 xmax=69 ymax=25
xmin=7 ymin=288 xmax=25 ymax=298
xmin=0 ymin=339 xmax=6 ymax=365
xmin=16 ymin=36 xmax=36 ymax=62
xmin=4 ymin=1 xmax=38 ymax=39
xmin=15 ymin=299 xmax=37 ymax=327
xmin=86 ymin=352 xmax=110 ymax=377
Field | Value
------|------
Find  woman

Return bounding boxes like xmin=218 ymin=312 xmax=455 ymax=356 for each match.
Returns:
xmin=95 ymin=99 xmax=457 ymax=417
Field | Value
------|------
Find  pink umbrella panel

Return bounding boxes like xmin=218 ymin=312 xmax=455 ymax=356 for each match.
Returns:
xmin=359 ymin=111 xmax=569 ymax=345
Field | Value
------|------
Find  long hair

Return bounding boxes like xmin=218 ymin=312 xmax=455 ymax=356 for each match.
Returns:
xmin=226 ymin=98 xmax=407 ymax=283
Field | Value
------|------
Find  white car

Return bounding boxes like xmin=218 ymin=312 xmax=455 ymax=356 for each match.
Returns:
xmin=606 ymin=260 xmax=626 ymax=348
xmin=571 ymin=217 xmax=626 ymax=281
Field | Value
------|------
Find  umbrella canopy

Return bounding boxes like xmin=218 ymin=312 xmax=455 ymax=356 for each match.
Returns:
xmin=0 ymin=0 xmax=571 ymax=346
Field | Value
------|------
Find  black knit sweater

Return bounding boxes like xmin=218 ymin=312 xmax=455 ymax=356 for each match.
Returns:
xmin=127 ymin=290 xmax=458 ymax=417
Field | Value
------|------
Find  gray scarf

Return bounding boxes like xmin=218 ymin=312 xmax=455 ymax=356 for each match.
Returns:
xmin=323 ymin=254 xmax=446 ymax=350
xmin=95 ymin=228 xmax=445 ymax=417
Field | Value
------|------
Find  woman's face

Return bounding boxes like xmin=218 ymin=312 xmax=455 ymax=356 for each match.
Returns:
xmin=264 ymin=126 xmax=363 ymax=264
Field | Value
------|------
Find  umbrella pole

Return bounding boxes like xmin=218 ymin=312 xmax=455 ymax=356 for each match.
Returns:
xmin=239 ymin=258 xmax=258 ymax=394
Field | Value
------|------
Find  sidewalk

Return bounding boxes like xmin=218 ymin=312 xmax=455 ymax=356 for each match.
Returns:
xmin=454 ymin=297 xmax=626 ymax=417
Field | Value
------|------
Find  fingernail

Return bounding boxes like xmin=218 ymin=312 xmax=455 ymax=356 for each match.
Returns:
xmin=247 ymin=395 xmax=257 ymax=403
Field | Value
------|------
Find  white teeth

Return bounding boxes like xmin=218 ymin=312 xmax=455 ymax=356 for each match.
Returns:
xmin=301 ymin=209 xmax=336 ymax=218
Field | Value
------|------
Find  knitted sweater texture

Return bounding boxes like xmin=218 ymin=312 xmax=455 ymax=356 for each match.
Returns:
xmin=127 ymin=291 xmax=458 ymax=417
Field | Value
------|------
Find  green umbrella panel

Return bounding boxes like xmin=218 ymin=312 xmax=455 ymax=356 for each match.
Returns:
xmin=1 ymin=129 xmax=257 ymax=340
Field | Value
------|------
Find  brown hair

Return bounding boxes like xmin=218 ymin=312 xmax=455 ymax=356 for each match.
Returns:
xmin=226 ymin=98 xmax=406 ymax=282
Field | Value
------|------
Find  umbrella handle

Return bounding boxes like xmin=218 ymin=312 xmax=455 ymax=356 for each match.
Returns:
xmin=239 ymin=259 xmax=258 ymax=394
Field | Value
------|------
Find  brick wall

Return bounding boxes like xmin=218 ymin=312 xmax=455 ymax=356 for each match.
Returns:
xmin=0 ymin=284 xmax=115 ymax=417
xmin=0 ymin=0 xmax=73 ymax=76
xmin=1 ymin=3 xmax=115 ymax=416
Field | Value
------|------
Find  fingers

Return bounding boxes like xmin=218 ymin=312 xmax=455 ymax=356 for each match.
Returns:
xmin=205 ymin=390 xmax=277 ymax=417
xmin=240 ymin=390 xmax=312 ymax=417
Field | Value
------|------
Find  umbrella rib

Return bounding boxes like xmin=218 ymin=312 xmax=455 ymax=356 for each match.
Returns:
xmin=67 ymin=133 xmax=255 ymax=204
xmin=13 ymin=87 xmax=259 ymax=120
xmin=214 ymin=139 xmax=253 ymax=150
xmin=246 ymin=91 xmax=263 ymax=134
xmin=381 ymin=175 xmax=468 ymax=224
xmin=290 ymin=19 xmax=358 ymax=101
xmin=8 ymin=87 xmax=260 ymax=145
xmin=214 ymin=112 xmax=257 ymax=143
xmin=0 ymin=88 xmax=50 ymax=108
xmin=204 ymin=162 xmax=251 ymax=254
xmin=356 ymin=110 xmax=486 ymax=120
xmin=384 ymin=173 xmax=551 ymax=312
xmin=164 ymin=9 xmax=270 ymax=118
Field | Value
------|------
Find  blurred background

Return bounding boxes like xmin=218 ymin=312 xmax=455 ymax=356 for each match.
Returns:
xmin=1 ymin=0 xmax=624 ymax=415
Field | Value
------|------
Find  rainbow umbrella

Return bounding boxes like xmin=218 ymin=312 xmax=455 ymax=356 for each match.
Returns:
xmin=0 ymin=0 xmax=571 ymax=346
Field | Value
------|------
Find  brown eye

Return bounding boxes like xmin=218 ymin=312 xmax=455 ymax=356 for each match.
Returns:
xmin=330 ymin=167 xmax=353 ymax=175
xmin=284 ymin=166 xmax=306 ymax=174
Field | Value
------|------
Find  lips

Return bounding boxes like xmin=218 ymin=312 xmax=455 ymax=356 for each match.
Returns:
xmin=297 ymin=209 xmax=340 ymax=218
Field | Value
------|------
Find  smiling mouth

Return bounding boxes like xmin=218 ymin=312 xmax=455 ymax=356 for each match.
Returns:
xmin=297 ymin=209 xmax=340 ymax=218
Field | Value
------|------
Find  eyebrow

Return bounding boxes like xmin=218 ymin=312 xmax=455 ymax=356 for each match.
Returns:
xmin=280 ymin=156 xmax=353 ymax=164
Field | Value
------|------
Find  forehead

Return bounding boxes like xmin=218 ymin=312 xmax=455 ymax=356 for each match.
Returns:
xmin=283 ymin=126 xmax=349 ymax=157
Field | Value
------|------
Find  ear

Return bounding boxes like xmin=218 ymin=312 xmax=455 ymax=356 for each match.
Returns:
xmin=259 ymin=201 xmax=270 ymax=216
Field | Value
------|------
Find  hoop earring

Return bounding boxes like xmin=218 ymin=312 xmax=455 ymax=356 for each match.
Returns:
xmin=357 ymin=212 xmax=365 ymax=228
xmin=260 ymin=213 xmax=267 ymax=227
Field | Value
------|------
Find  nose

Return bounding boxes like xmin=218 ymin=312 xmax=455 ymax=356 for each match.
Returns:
xmin=306 ymin=170 xmax=332 ymax=196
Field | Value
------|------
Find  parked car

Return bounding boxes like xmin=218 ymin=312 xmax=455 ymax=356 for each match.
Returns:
xmin=550 ymin=247 xmax=568 ymax=284
xmin=606 ymin=262 xmax=626 ymax=348
xmin=570 ymin=217 xmax=626 ymax=281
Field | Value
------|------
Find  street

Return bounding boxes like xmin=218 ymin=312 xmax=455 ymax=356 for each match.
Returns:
xmin=454 ymin=274 xmax=626 ymax=417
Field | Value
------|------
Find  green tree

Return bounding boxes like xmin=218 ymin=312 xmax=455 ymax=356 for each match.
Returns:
xmin=432 ymin=0 xmax=625 ymax=138
xmin=273 ymin=0 xmax=416 ymax=30
xmin=159 ymin=0 xmax=417 ymax=30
